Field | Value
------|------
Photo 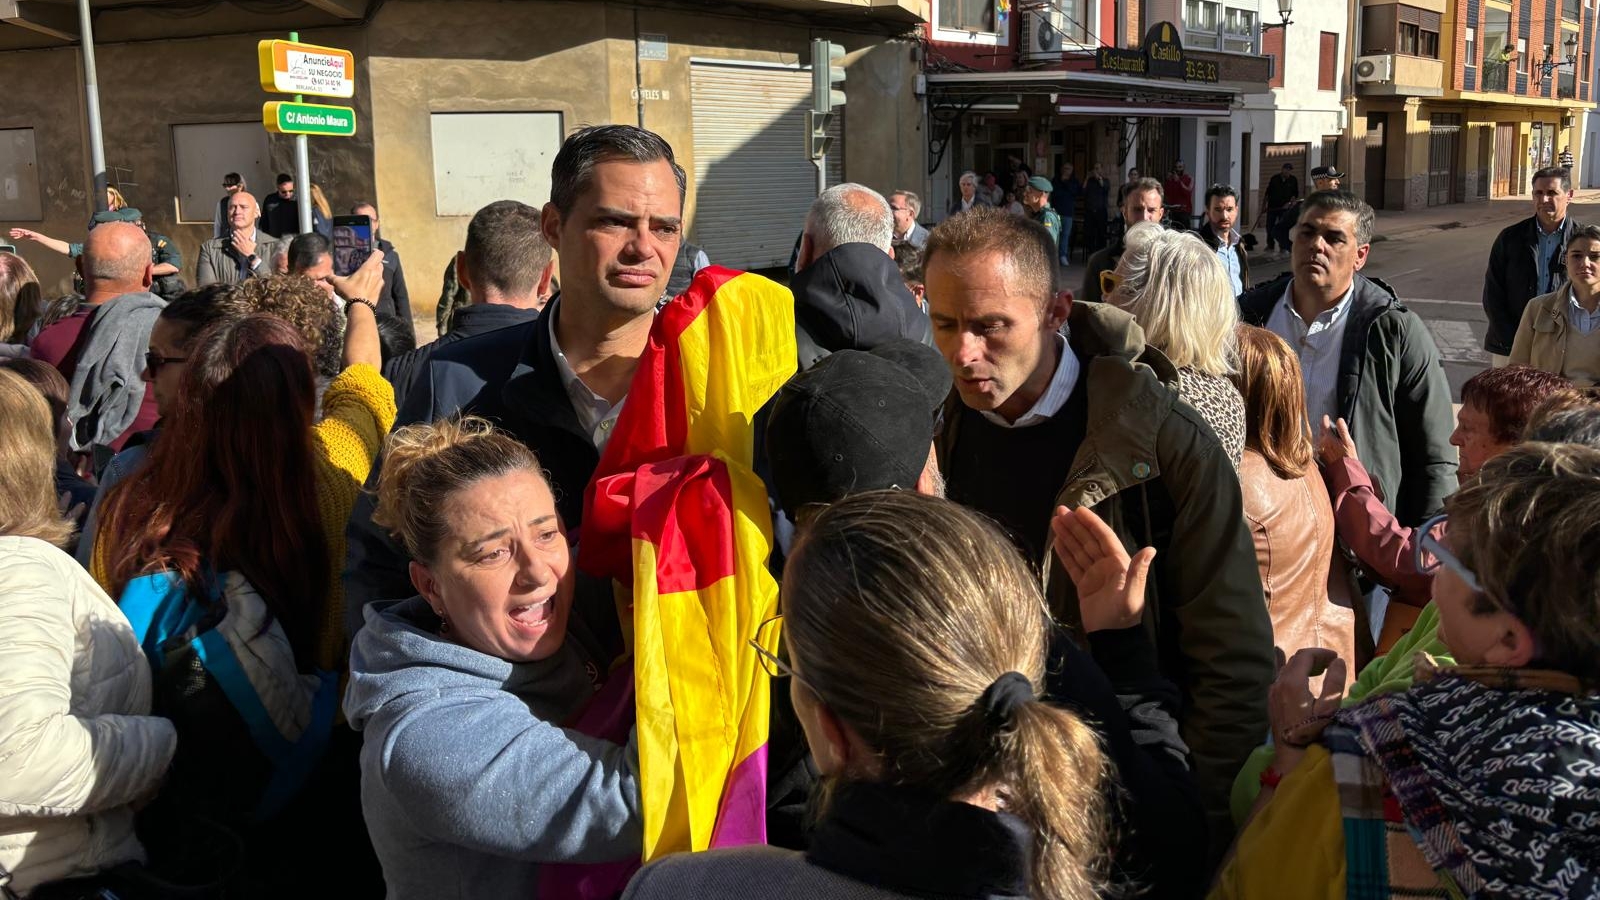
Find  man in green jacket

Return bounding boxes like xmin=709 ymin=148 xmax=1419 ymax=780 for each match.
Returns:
xmin=925 ymin=207 xmax=1273 ymax=856
xmin=1239 ymin=191 xmax=1457 ymax=527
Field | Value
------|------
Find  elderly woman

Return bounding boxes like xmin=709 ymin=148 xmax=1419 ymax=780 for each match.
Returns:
xmin=1511 ymin=223 xmax=1600 ymax=386
xmin=0 ymin=368 xmax=176 ymax=896
xmin=623 ymin=491 xmax=1112 ymax=900
xmin=1212 ymin=440 xmax=1600 ymax=898
xmin=345 ymin=415 xmax=639 ymax=900
xmin=1109 ymin=221 xmax=1245 ymax=467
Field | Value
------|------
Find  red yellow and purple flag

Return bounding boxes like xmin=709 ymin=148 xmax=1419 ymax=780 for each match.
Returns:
xmin=577 ymin=265 xmax=794 ymax=862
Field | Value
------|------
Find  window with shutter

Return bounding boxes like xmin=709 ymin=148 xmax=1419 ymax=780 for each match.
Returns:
xmin=1319 ymin=32 xmax=1338 ymax=91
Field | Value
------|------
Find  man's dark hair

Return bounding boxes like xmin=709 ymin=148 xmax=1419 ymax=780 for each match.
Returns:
xmin=1533 ymin=166 xmax=1573 ymax=192
xmin=349 ymin=201 xmax=378 ymax=217
xmin=286 ymin=232 xmax=332 ymax=273
xmin=223 ymin=172 xmax=244 ymax=187
xmin=463 ymin=200 xmax=552 ymax=301
xmin=1204 ymin=184 xmax=1238 ymax=207
xmin=895 ymin=244 xmax=924 ymax=285
xmin=375 ymin=313 xmax=416 ymax=364
xmin=276 ymin=173 xmax=294 ymax=186
xmin=1297 ymin=190 xmax=1375 ymax=245
xmin=549 ymin=124 xmax=686 ymax=217
xmin=1120 ymin=176 xmax=1165 ymax=206
xmin=160 ymin=285 xmax=240 ymax=348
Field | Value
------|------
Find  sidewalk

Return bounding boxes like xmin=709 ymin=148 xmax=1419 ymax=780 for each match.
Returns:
xmin=1061 ymin=188 xmax=1600 ymax=292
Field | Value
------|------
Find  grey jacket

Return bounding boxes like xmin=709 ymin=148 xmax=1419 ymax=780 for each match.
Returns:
xmin=1241 ymin=274 xmax=1458 ymax=527
xmin=344 ymin=596 xmax=641 ymax=900
xmin=195 ymin=233 xmax=285 ymax=287
xmin=65 ymin=291 xmax=164 ymax=452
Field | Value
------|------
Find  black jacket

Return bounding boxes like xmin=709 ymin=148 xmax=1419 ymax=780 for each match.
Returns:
xmin=343 ymin=297 xmax=600 ymax=638
xmin=1265 ymin=173 xmax=1300 ymax=210
xmin=1081 ymin=239 xmax=1122 ymax=304
xmin=373 ymin=238 xmax=414 ymax=343
xmin=1241 ymin=274 xmax=1457 ymax=526
xmin=1197 ymin=222 xmax=1251 ymax=293
xmin=381 ymin=302 xmax=540 ymax=413
xmin=790 ymin=243 xmax=932 ymax=368
xmin=1481 ymin=215 xmax=1581 ymax=355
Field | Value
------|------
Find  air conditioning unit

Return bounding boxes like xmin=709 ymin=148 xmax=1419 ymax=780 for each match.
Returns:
xmin=1354 ymin=54 xmax=1394 ymax=84
xmin=1020 ymin=5 xmax=1066 ymax=62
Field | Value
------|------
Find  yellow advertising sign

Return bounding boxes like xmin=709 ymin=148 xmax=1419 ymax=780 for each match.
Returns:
xmin=258 ymin=40 xmax=355 ymax=99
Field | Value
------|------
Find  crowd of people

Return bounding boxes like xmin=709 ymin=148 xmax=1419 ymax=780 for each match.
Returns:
xmin=0 ymin=122 xmax=1597 ymax=900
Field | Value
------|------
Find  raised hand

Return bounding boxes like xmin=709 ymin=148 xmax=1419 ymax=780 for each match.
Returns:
xmin=1051 ymin=504 xmax=1154 ymax=633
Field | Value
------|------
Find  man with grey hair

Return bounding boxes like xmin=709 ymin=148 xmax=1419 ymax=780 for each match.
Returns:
xmin=889 ymin=190 xmax=929 ymax=250
xmin=946 ymin=170 xmax=989 ymax=218
xmin=790 ymin=183 xmax=931 ymax=368
xmin=1483 ymin=166 xmax=1583 ymax=365
xmin=30 ymin=222 xmax=165 ymax=456
xmin=1240 ymin=190 xmax=1456 ymax=527
xmin=795 ymin=182 xmax=894 ymax=272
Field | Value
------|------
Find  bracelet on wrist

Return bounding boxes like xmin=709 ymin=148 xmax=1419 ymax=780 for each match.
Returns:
xmin=1259 ymin=766 xmax=1283 ymax=789
xmin=345 ymin=297 xmax=377 ymax=314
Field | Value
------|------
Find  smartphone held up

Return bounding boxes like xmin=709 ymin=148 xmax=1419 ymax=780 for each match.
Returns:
xmin=332 ymin=215 xmax=375 ymax=276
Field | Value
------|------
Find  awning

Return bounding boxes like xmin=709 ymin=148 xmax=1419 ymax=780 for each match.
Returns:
xmin=925 ymin=67 xmax=1239 ymax=113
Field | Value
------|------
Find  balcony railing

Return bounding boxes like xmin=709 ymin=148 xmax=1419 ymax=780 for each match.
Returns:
xmin=1482 ymin=60 xmax=1510 ymax=92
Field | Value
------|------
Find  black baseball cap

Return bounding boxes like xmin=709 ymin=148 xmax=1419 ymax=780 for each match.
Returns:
xmin=766 ymin=340 xmax=952 ymax=519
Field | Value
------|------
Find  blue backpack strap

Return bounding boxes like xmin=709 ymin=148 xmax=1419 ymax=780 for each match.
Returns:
xmin=190 ymin=630 xmax=338 ymax=822
xmin=118 ymin=570 xmax=207 ymax=670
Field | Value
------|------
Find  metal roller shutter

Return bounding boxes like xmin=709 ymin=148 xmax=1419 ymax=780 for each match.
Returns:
xmin=690 ymin=62 xmax=843 ymax=270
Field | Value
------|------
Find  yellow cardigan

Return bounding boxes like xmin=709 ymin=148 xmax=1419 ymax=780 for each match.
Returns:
xmin=92 ymin=363 xmax=396 ymax=673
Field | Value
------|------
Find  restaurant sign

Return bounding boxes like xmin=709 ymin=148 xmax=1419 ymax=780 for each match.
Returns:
xmin=1096 ymin=21 xmax=1219 ymax=84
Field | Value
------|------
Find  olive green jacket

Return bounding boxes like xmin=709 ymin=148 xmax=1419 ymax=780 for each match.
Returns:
xmin=935 ymin=301 xmax=1273 ymax=849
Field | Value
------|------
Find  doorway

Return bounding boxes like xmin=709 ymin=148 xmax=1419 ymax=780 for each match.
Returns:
xmin=1493 ymin=123 xmax=1515 ymax=196
xmin=1365 ymin=113 xmax=1387 ymax=209
xmin=1427 ymin=113 xmax=1462 ymax=206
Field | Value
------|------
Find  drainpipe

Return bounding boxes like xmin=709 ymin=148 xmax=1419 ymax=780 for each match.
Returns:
xmin=77 ymin=0 xmax=107 ymax=212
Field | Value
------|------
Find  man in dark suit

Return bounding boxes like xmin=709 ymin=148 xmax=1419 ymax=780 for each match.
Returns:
xmin=351 ymin=201 xmax=414 ymax=345
xmin=344 ymin=124 xmax=688 ymax=634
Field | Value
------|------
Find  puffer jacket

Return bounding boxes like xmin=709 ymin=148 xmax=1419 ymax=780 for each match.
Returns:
xmin=0 ymin=536 xmax=177 ymax=894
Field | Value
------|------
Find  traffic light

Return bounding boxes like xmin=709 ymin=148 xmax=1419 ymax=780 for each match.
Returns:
xmin=809 ymin=39 xmax=845 ymax=161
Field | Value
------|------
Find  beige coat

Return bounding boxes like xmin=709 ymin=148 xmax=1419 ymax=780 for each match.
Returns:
xmin=1509 ymin=287 xmax=1600 ymax=387
xmin=0 ymin=536 xmax=176 ymax=893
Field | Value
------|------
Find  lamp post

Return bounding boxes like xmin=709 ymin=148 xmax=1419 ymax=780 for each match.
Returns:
xmin=1260 ymin=0 xmax=1293 ymax=33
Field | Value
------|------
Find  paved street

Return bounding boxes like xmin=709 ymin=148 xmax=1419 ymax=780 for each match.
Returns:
xmin=1069 ymin=189 xmax=1600 ymax=403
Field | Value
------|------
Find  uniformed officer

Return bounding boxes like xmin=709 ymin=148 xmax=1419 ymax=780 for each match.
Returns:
xmin=9 ymin=207 xmax=184 ymax=299
xmin=1023 ymin=175 xmax=1062 ymax=254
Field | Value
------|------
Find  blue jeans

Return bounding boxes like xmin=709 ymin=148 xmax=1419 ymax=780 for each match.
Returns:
xmin=1058 ymin=216 xmax=1075 ymax=262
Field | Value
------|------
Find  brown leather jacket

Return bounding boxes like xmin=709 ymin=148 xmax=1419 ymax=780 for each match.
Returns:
xmin=1239 ymin=450 xmax=1357 ymax=674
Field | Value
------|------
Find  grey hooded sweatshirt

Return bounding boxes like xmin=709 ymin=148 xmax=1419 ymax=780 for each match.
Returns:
xmin=344 ymin=595 xmax=642 ymax=899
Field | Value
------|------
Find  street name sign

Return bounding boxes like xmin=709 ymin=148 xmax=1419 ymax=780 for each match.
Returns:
xmin=258 ymin=39 xmax=356 ymax=98
xmin=263 ymin=101 xmax=358 ymax=137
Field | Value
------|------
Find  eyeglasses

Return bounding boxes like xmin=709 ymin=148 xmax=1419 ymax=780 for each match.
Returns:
xmin=1099 ymin=270 xmax=1122 ymax=297
xmin=144 ymin=351 xmax=186 ymax=376
xmin=748 ymin=614 xmax=819 ymax=694
xmin=1414 ymin=514 xmax=1483 ymax=594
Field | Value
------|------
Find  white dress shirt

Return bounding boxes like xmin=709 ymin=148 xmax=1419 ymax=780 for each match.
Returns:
xmin=1265 ymin=281 xmax=1355 ymax=428
xmin=980 ymin=332 xmax=1080 ymax=428
xmin=549 ymin=310 xmax=625 ymax=451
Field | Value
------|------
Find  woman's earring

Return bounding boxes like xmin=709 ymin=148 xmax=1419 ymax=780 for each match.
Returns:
xmin=434 ymin=608 xmax=450 ymax=634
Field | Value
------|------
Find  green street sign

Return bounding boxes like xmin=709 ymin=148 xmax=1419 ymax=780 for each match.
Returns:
xmin=263 ymin=101 xmax=357 ymax=137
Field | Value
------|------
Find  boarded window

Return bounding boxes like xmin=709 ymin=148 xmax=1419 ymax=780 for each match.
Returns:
xmin=0 ymin=128 xmax=42 ymax=222
xmin=429 ymin=112 xmax=564 ymax=217
xmin=171 ymin=123 xmax=272 ymax=224
xmin=1264 ymin=27 xmax=1285 ymax=88
xmin=1319 ymin=32 xmax=1339 ymax=91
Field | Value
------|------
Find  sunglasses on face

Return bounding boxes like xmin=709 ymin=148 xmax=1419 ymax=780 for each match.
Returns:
xmin=144 ymin=351 xmax=186 ymax=376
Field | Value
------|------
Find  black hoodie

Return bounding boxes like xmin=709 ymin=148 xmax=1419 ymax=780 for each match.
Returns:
xmin=789 ymin=242 xmax=932 ymax=369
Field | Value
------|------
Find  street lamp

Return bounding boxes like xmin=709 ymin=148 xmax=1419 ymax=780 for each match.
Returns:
xmin=1260 ymin=0 xmax=1293 ymax=33
xmin=1537 ymin=32 xmax=1581 ymax=82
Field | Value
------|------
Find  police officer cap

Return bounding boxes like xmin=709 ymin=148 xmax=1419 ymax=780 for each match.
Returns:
xmin=91 ymin=207 xmax=142 ymax=225
xmin=1026 ymin=175 xmax=1054 ymax=193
